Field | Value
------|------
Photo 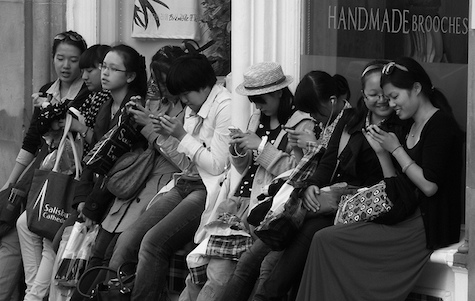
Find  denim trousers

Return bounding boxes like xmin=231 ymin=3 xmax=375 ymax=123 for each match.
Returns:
xmin=16 ymin=211 xmax=55 ymax=301
xmin=179 ymin=258 xmax=237 ymax=301
xmin=0 ymin=227 xmax=24 ymax=301
xmin=252 ymin=215 xmax=334 ymax=301
xmin=218 ymin=239 xmax=272 ymax=301
xmin=109 ymin=178 xmax=207 ymax=301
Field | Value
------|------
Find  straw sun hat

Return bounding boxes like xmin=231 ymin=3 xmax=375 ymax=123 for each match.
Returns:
xmin=236 ymin=62 xmax=294 ymax=96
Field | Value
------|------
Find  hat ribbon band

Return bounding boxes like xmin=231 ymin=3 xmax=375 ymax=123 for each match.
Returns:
xmin=244 ymin=76 xmax=286 ymax=90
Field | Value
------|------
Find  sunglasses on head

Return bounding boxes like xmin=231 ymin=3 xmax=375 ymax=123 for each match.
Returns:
xmin=382 ymin=62 xmax=409 ymax=75
xmin=54 ymin=32 xmax=87 ymax=48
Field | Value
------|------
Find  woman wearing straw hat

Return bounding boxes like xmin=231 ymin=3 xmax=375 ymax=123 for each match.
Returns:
xmin=178 ymin=62 xmax=315 ymax=301
xmin=216 ymin=68 xmax=352 ymax=301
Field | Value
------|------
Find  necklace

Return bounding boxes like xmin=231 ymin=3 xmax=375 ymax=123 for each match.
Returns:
xmin=409 ymin=118 xmax=428 ymax=138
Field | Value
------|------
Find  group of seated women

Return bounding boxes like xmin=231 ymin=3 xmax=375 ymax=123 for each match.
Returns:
xmin=0 ymin=29 xmax=464 ymax=301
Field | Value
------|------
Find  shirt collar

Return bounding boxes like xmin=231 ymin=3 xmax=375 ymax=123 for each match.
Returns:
xmin=46 ymin=77 xmax=85 ymax=104
xmin=188 ymin=85 xmax=220 ymax=119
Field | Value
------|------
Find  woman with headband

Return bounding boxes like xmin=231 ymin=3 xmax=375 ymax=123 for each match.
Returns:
xmin=296 ymin=58 xmax=463 ymax=301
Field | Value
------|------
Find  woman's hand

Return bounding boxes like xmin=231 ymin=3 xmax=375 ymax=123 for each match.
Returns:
xmin=302 ymin=185 xmax=321 ymax=212
xmin=157 ymin=115 xmax=187 ymax=141
xmin=127 ymin=101 xmax=153 ymax=127
xmin=364 ymin=125 xmax=401 ymax=154
xmin=59 ymin=118 xmax=87 ymax=134
xmin=77 ymin=202 xmax=95 ymax=228
xmin=230 ymin=131 xmax=262 ymax=152
xmin=32 ymin=93 xmax=49 ymax=108
xmin=286 ymin=129 xmax=316 ymax=149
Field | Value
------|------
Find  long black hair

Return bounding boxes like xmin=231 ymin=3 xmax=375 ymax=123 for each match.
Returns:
xmin=79 ymin=44 xmax=111 ymax=69
xmin=109 ymin=44 xmax=148 ymax=99
xmin=380 ymin=57 xmax=454 ymax=117
xmin=248 ymin=87 xmax=295 ymax=126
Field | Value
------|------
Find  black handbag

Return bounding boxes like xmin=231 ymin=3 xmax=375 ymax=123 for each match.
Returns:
xmin=0 ymin=187 xmax=27 ymax=237
xmin=77 ymin=263 xmax=136 ymax=301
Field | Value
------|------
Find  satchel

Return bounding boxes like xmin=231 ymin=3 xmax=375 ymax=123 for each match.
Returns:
xmin=0 ymin=187 xmax=27 ymax=237
xmin=372 ymin=174 xmax=419 ymax=225
xmin=334 ymin=180 xmax=393 ymax=225
xmin=253 ymin=144 xmax=325 ymax=251
xmin=26 ymin=114 xmax=81 ymax=241
xmin=0 ymin=144 xmax=49 ymax=238
xmin=83 ymin=110 xmax=141 ymax=175
xmin=77 ymin=263 xmax=136 ymax=301
xmin=106 ymin=145 xmax=156 ymax=199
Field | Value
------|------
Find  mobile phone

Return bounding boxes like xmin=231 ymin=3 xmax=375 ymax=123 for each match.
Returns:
xmin=228 ymin=126 xmax=241 ymax=134
xmin=282 ymin=125 xmax=295 ymax=131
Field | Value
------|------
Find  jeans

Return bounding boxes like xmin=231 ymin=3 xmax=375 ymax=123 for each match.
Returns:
xmin=0 ymin=227 xmax=24 ymax=301
xmin=179 ymin=258 xmax=237 ymax=301
xmin=17 ymin=211 xmax=55 ymax=301
xmin=109 ymin=178 xmax=207 ymax=301
xmin=219 ymin=239 xmax=272 ymax=301
xmin=252 ymin=215 xmax=334 ymax=301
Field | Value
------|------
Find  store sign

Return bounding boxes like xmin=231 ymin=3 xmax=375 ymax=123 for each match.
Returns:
xmin=327 ymin=6 xmax=468 ymax=35
xmin=304 ymin=0 xmax=468 ymax=64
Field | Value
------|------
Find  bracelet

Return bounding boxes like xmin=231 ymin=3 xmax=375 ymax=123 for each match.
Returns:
xmin=258 ymin=136 xmax=268 ymax=154
xmin=391 ymin=145 xmax=402 ymax=155
xmin=233 ymin=144 xmax=247 ymax=158
xmin=402 ymin=160 xmax=415 ymax=173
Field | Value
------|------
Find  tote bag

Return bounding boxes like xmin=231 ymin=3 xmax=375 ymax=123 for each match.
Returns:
xmin=83 ymin=110 xmax=140 ymax=175
xmin=26 ymin=114 xmax=81 ymax=241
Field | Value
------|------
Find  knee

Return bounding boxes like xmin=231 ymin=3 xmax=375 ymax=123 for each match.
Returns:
xmin=15 ymin=211 xmax=27 ymax=231
xmin=311 ymin=226 xmax=333 ymax=245
xmin=137 ymin=231 xmax=166 ymax=263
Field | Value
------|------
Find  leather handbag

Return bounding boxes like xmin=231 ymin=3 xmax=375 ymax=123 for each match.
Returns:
xmin=77 ymin=263 xmax=136 ymax=301
xmin=0 ymin=187 xmax=27 ymax=237
xmin=253 ymin=144 xmax=325 ymax=251
xmin=334 ymin=180 xmax=393 ymax=225
xmin=106 ymin=145 xmax=156 ymax=199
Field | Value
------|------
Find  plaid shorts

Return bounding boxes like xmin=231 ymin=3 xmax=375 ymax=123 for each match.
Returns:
xmin=205 ymin=235 xmax=253 ymax=261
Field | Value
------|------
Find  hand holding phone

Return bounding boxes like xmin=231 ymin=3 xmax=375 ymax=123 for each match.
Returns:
xmin=228 ymin=126 xmax=242 ymax=135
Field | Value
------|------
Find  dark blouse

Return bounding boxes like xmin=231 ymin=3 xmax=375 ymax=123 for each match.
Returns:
xmin=74 ymin=90 xmax=146 ymax=222
xmin=21 ymin=81 xmax=89 ymax=155
xmin=407 ymin=110 xmax=463 ymax=249
xmin=309 ymin=110 xmax=408 ymax=188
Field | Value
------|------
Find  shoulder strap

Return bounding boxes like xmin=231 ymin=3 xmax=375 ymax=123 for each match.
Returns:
xmin=330 ymin=130 xmax=351 ymax=183
xmin=337 ymin=130 xmax=350 ymax=156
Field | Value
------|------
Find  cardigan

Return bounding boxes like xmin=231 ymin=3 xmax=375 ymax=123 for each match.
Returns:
xmin=408 ymin=110 xmax=463 ymax=249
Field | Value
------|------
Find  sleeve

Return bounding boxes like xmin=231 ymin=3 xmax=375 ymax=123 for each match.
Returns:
xmin=21 ymin=83 xmax=53 ymax=155
xmin=256 ymin=119 xmax=315 ymax=178
xmin=154 ymin=133 xmax=191 ymax=171
xmin=76 ymin=170 xmax=115 ymax=222
xmin=419 ymin=113 xmax=461 ymax=185
xmin=177 ymin=99 xmax=232 ymax=175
